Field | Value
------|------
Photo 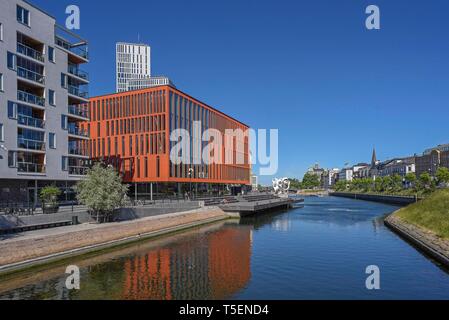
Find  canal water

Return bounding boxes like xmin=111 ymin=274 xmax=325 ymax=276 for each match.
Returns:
xmin=1 ymin=196 xmax=449 ymax=300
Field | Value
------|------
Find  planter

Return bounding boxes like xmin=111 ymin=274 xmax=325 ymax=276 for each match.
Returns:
xmin=42 ymin=203 xmax=59 ymax=214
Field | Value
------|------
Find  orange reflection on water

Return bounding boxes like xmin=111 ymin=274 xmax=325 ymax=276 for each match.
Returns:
xmin=122 ymin=225 xmax=252 ymax=300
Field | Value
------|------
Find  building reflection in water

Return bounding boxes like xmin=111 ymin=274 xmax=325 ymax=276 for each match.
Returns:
xmin=121 ymin=225 xmax=252 ymax=300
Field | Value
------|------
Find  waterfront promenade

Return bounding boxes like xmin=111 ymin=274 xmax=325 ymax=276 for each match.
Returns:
xmin=0 ymin=206 xmax=228 ymax=273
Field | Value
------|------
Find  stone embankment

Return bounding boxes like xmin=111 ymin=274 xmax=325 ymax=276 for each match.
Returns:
xmin=0 ymin=207 xmax=228 ymax=274
xmin=385 ymin=215 xmax=449 ymax=268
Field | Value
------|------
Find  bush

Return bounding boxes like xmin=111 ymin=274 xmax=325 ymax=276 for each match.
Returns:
xmin=76 ymin=163 xmax=129 ymax=223
xmin=40 ymin=185 xmax=61 ymax=206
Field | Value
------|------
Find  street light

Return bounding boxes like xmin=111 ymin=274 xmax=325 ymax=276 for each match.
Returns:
xmin=188 ymin=167 xmax=194 ymax=200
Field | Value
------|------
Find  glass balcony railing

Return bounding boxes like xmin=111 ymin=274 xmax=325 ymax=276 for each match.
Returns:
xmin=17 ymin=42 xmax=44 ymax=62
xmin=55 ymin=36 xmax=89 ymax=60
xmin=68 ymin=166 xmax=89 ymax=175
xmin=68 ymin=146 xmax=88 ymax=156
xmin=68 ymin=85 xmax=89 ymax=99
xmin=17 ymin=90 xmax=45 ymax=107
xmin=18 ymin=114 xmax=45 ymax=129
xmin=68 ymin=126 xmax=89 ymax=137
xmin=17 ymin=67 xmax=45 ymax=85
xmin=68 ymin=65 xmax=89 ymax=81
xmin=68 ymin=105 xmax=89 ymax=118
xmin=17 ymin=138 xmax=45 ymax=151
xmin=18 ymin=162 xmax=46 ymax=174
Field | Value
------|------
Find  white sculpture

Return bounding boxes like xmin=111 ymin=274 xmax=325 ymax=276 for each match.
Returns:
xmin=272 ymin=177 xmax=291 ymax=195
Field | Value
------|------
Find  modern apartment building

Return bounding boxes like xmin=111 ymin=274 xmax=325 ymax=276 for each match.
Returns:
xmin=83 ymin=85 xmax=251 ymax=197
xmin=116 ymin=42 xmax=151 ymax=93
xmin=127 ymin=76 xmax=175 ymax=91
xmin=0 ymin=0 xmax=90 ymax=204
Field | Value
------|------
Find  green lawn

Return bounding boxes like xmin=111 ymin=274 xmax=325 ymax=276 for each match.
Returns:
xmin=395 ymin=189 xmax=449 ymax=239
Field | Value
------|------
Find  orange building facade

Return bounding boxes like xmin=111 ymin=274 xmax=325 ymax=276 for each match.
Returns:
xmin=82 ymin=85 xmax=250 ymax=195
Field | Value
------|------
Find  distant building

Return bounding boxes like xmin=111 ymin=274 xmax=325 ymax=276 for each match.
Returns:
xmin=251 ymin=175 xmax=258 ymax=191
xmin=116 ymin=42 xmax=151 ymax=93
xmin=127 ymin=76 xmax=175 ymax=91
xmin=379 ymin=157 xmax=415 ymax=177
xmin=416 ymin=149 xmax=449 ymax=177
xmin=352 ymin=163 xmax=370 ymax=179
xmin=338 ymin=168 xmax=353 ymax=182
xmin=116 ymin=42 xmax=175 ymax=92
xmin=322 ymin=168 xmax=340 ymax=189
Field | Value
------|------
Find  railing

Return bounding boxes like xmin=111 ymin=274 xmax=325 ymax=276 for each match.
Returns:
xmin=68 ymin=166 xmax=89 ymax=175
xmin=17 ymin=42 xmax=45 ymax=62
xmin=68 ymin=104 xmax=89 ymax=118
xmin=17 ymin=66 xmax=45 ymax=85
xmin=68 ymin=65 xmax=89 ymax=80
xmin=68 ymin=126 xmax=89 ymax=137
xmin=17 ymin=138 xmax=45 ymax=151
xmin=68 ymin=85 xmax=89 ymax=98
xmin=17 ymin=162 xmax=46 ymax=173
xmin=18 ymin=114 xmax=45 ymax=129
xmin=55 ymin=36 xmax=89 ymax=60
xmin=17 ymin=90 xmax=45 ymax=107
xmin=68 ymin=146 xmax=88 ymax=156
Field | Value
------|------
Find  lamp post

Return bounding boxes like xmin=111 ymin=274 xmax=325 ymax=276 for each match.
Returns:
xmin=188 ymin=167 xmax=194 ymax=200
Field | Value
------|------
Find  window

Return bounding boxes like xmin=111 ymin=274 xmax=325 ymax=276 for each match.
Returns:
xmin=61 ymin=73 xmax=67 ymax=88
xmin=48 ymin=46 xmax=55 ymax=62
xmin=7 ymin=52 xmax=16 ymax=70
xmin=0 ymin=73 xmax=3 ymax=91
xmin=0 ymin=23 xmax=3 ymax=41
xmin=0 ymin=123 xmax=3 ymax=142
xmin=7 ymin=101 xmax=17 ymax=119
xmin=61 ymin=115 xmax=68 ymax=130
xmin=62 ymin=156 xmax=68 ymax=171
xmin=49 ymin=133 xmax=56 ymax=149
xmin=48 ymin=90 xmax=55 ymax=106
xmin=17 ymin=6 xmax=30 ymax=26
xmin=8 ymin=151 xmax=17 ymax=168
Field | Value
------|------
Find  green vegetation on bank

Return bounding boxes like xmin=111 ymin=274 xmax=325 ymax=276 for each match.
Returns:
xmin=290 ymin=173 xmax=321 ymax=190
xmin=395 ymin=189 xmax=449 ymax=239
xmin=333 ymin=167 xmax=449 ymax=198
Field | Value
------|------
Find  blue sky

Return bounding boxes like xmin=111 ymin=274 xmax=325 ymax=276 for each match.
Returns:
xmin=34 ymin=0 xmax=449 ymax=184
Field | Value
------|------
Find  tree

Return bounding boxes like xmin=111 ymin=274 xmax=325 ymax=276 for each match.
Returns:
xmin=405 ymin=173 xmax=416 ymax=187
xmin=300 ymin=172 xmax=320 ymax=190
xmin=40 ymin=185 xmax=61 ymax=213
xmin=436 ymin=167 xmax=449 ymax=186
xmin=289 ymin=178 xmax=302 ymax=190
xmin=418 ymin=172 xmax=434 ymax=192
xmin=391 ymin=174 xmax=403 ymax=192
xmin=76 ymin=163 xmax=129 ymax=223
xmin=334 ymin=180 xmax=347 ymax=192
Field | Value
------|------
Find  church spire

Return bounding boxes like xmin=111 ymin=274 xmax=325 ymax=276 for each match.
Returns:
xmin=371 ymin=148 xmax=377 ymax=167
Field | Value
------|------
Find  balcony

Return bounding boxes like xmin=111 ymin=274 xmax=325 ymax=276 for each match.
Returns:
xmin=17 ymin=90 xmax=45 ymax=107
xmin=17 ymin=42 xmax=44 ymax=63
xmin=68 ymin=126 xmax=89 ymax=138
xmin=68 ymin=104 xmax=89 ymax=119
xmin=68 ymin=142 xmax=88 ymax=157
xmin=17 ymin=67 xmax=45 ymax=85
xmin=68 ymin=65 xmax=89 ymax=81
xmin=68 ymin=85 xmax=89 ymax=99
xmin=18 ymin=114 xmax=45 ymax=129
xmin=18 ymin=138 xmax=45 ymax=151
xmin=68 ymin=166 xmax=89 ymax=175
xmin=18 ymin=162 xmax=46 ymax=174
xmin=55 ymin=25 xmax=89 ymax=63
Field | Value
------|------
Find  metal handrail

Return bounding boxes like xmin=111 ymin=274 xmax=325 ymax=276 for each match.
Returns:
xmin=18 ymin=114 xmax=45 ymax=129
xmin=68 ymin=65 xmax=89 ymax=80
xmin=68 ymin=104 xmax=89 ymax=118
xmin=68 ymin=85 xmax=88 ymax=98
xmin=17 ymin=90 xmax=45 ymax=106
xmin=17 ymin=66 xmax=45 ymax=84
xmin=17 ymin=162 xmax=46 ymax=173
xmin=17 ymin=42 xmax=44 ymax=62
xmin=17 ymin=138 xmax=45 ymax=151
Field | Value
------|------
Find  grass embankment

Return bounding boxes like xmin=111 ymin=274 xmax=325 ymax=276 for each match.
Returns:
xmin=395 ymin=189 xmax=449 ymax=239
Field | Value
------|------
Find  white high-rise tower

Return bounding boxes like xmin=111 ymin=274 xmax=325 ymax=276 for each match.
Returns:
xmin=116 ymin=42 xmax=151 ymax=92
